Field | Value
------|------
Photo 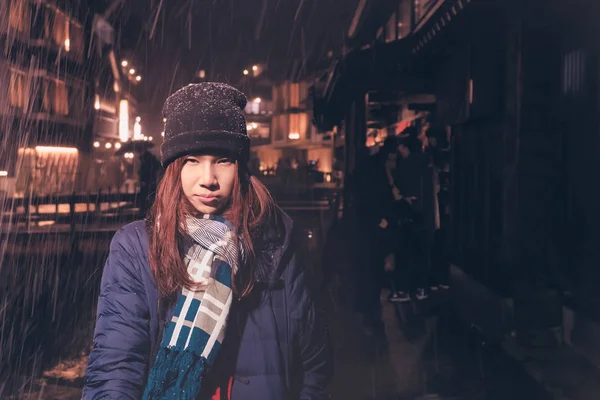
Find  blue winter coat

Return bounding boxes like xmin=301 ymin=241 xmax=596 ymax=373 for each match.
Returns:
xmin=82 ymin=213 xmax=332 ymax=399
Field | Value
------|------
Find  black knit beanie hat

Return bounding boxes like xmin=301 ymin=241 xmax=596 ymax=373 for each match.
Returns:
xmin=160 ymin=82 xmax=250 ymax=168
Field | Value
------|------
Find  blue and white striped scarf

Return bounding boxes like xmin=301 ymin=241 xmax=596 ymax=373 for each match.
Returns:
xmin=143 ymin=215 xmax=239 ymax=400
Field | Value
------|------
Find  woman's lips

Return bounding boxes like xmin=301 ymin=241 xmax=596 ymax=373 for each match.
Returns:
xmin=194 ymin=194 xmax=219 ymax=203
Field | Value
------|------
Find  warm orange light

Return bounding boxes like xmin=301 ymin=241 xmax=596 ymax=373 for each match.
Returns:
xmin=0 ymin=171 xmax=8 ymax=177
xmin=289 ymin=133 xmax=300 ymax=140
xmin=35 ymin=146 xmax=78 ymax=154
xmin=243 ymin=70 xmax=249 ymax=75
xmin=121 ymin=60 xmax=128 ymax=67
xmin=38 ymin=221 xmax=55 ymax=227
xmin=129 ymin=68 xmax=136 ymax=75
xmin=119 ymin=100 xmax=130 ymax=142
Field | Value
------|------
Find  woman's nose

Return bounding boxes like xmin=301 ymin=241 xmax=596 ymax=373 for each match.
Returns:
xmin=197 ymin=163 xmax=218 ymax=188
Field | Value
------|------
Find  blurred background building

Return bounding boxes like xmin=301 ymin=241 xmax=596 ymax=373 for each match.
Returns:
xmin=0 ymin=0 xmax=91 ymax=197
xmin=0 ymin=0 xmax=147 ymax=198
xmin=239 ymin=68 xmax=336 ymax=191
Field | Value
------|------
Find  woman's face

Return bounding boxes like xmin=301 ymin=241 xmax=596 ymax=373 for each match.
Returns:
xmin=180 ymin=153 xmax=237 ymax=215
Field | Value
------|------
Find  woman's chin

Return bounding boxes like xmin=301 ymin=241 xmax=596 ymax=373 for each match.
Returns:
xmin=191 ymin=200 xmax=223 ymax=215
xmin=194 ymin=205 xmax=217 ymax=215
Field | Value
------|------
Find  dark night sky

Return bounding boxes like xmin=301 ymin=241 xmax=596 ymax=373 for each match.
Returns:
xmin=105 ymin=0 xmax=359 ymax=113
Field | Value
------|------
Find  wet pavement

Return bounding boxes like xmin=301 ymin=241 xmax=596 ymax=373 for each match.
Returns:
xmin=18 ymin=280 xmax=551 ymax=400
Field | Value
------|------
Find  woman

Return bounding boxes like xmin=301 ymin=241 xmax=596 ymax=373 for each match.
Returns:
xmin=82 ymin=83 xmax=332 ymax=399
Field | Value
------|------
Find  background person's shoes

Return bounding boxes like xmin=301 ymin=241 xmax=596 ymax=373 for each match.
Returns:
xmin=388 ymin=291 xmax=411 ymax=303
xmin=415 ymin=288 xmax=428 ymax=300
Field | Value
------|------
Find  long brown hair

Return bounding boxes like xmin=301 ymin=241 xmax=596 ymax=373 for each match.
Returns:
xmin=147 ymin=157 xmax=276 ymax=299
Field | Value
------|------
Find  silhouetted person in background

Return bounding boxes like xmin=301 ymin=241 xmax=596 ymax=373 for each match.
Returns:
xmin=393 ymin=134 xmax=437 ymax=300
xmin=353 ymin=137 xmax=397 ymax=336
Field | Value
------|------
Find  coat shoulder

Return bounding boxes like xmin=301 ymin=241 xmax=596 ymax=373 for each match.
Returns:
xmin=105 ymin=220 xmax=151 ymax=278
xmin=111 ymin=220 xmax=149 ymax=252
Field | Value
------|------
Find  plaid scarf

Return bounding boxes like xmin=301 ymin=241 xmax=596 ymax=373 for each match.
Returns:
xmin=143 ymin=215 xmax=239 ymax=400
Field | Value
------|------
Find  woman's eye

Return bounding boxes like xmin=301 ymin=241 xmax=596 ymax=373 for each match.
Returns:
xmin=217 ymin=158 xmax=233 ymax=165
xmin=185 ymin=158 xmax=199 ymax=164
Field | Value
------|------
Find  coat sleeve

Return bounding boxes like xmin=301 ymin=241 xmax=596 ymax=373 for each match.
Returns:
xmin=287 ymin=255 xmax=333 ymax=400
xmin=82 ymin=229 xmax=151 ymax=400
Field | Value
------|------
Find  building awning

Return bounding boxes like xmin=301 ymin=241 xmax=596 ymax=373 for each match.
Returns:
xmin=347 ymin=0 xmax=405 ymax=47
xmin=314 ymin=37 xmax=434 ymax=130
xmin=411 ymin=0 xmax=474 ymax=54
xmin=313 ymin=0 xmax=476 ymax=131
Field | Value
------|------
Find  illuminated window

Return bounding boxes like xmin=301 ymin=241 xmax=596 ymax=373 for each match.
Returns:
xmin=289 ymin=113 xmax=308 ymax=140
xmin=248 ymin=122 xmax=270 ymax=140
xmin=398 ymin=0 xmax=411 ymax=39
xmin=69 ymin=23 xmax=84 ymax=57
xmin=42 ymin=80 xmax=52 ymax=112
xmin=54 ymin=81 xmax=69 ymax=115
xmin=45 ymin=7 xmax=71 ymax=52
xmin=9 ymin=70 xmax=26 ymax=108
xmin=244 ymin=101 xmax=260 ymax=115
xmin=9 ymin=0 xmax=31 ymax=35
xmin=290 ymin=83 xmax=300 ymax=108
xmin=272 ymin=115 xmax=287 ymax=141
xmin=273 ymin=86 xmax=282 ymax=112
xmin=386 ymin=13 xmax=397 ymax=42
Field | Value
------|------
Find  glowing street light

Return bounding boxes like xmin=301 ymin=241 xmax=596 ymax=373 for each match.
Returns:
xmin=243 ymin=69 xmax=249 ymax=75
xmin=121 ymin=60 xmax=128 ymax=67
xmin=129 ymin=68 xmax=136 ymax=75
xmin=254 ymin=97 xmax=261 ymax=103
xmin=93 ymin=141 xmax=100 ymax=148
xmin=133 ymin=119 xmax=142 ymax=140
xmin=105 ymin=142 xmax=112 ymax=149
xmin=136 ymin=75 xmax=142 ymax=82
xmin=115 ymin=142 xmax=122 ymax=149
xmin=252 ymin=65 xmax=258 ymax=71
